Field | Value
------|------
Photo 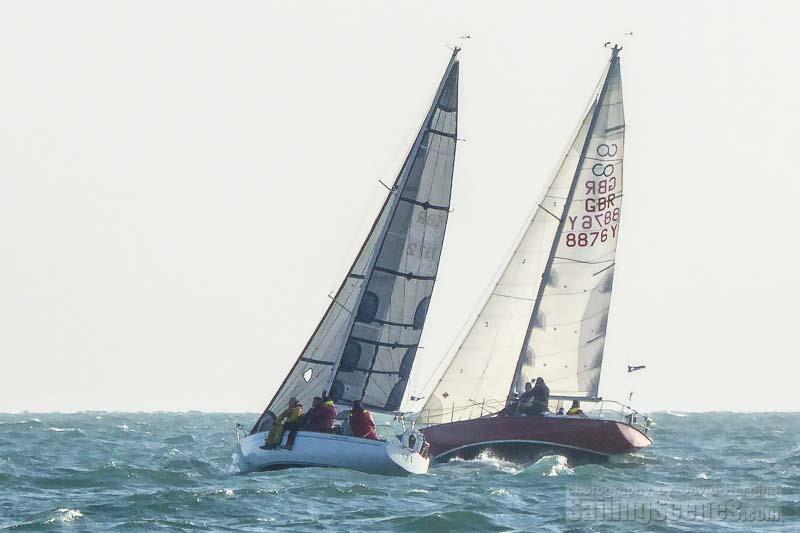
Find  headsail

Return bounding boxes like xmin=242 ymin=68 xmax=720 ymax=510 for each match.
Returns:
xmin=420 ymin=47 xmax=624 ymax=424
xmin=252 ymin=50 xmax=460 ymax=433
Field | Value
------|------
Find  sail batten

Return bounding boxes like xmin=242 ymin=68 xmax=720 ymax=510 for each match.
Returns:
xmin=251 ymin=50 xmax=460 ymax=433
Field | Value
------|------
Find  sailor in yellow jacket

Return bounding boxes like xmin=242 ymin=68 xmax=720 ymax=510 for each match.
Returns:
xmin=566 ymin=400 xmax=585 ymax=417
xmin=261 ymin=397 xmax=303 ymax=450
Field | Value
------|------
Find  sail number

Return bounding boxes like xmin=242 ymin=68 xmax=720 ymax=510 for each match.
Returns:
xmin=564 ymin=143 xmax=621 ymax=248
xmin=568 ymin=208 xmax=620 ymax=230
xmin=566 ymin=226 xmax=619 ymax=247
xmin=406 ymin=242 xmax=437 ymax=259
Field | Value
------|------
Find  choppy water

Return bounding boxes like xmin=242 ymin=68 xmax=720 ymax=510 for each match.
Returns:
xmin=1 ymin=412 xmax=798 ymax=531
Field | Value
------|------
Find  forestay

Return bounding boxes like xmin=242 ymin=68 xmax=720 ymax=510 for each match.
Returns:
xmin=420 ymin=48 xmax=624 ymax=424
xmin=252 ymin=50 xmax=460 ymax=434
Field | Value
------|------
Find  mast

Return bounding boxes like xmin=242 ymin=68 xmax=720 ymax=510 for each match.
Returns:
xmin=506 ymin=45 xmax=621 ymax=400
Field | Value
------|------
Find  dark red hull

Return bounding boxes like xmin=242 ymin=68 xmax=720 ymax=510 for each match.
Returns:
xmin=420 ymin=416 xmax=652 ymax=464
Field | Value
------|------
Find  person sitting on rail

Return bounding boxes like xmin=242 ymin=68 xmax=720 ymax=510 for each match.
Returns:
xmin=349 ymin=400 xmax=379 ymax=440
xmin=566 ymin=400 xmax=585 ymax=417
xmin=260 ymin=397 xmax=303 ymax=450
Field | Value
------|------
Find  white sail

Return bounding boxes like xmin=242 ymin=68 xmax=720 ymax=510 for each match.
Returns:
xmin=420 ymin=49 xmax=623 ymax=424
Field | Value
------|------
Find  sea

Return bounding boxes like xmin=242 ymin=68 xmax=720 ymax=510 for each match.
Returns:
xmin=0 ymin=412 xmax=797 ymax=532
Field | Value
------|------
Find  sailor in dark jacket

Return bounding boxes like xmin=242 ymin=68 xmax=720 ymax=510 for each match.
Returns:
xmin=530 ymin=377 xmax=550 ymax=414
xmin=519 ymin=382 xmax=535 ymax=403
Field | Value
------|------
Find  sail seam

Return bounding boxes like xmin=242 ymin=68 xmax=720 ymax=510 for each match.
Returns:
xmin=538 ymin=204 xmax=562 ymax=222
xmin=592 ymin=263 xmax=615 ymax=277
xmin=554 ymin=256 xmax=615 ymax=265
xmin=492 ymin=292 xmax=536 ymax=302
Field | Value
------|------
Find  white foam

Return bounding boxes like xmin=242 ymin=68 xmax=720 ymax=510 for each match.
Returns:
xmin=46 ymin=508 xmax=83 ymax=524
xmin=47 ymin=427 xmax=81 ymax=433
xmin=448 ymin=451 xmax=521 ymax=474
xmin=525 ymin=455 xmax=574 ymax=477
xmin=543 ymin=455 xmax=574 ymax=477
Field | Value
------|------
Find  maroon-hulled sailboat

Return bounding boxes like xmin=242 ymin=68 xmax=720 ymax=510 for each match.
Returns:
xmin=415 ymin=45 xmax=652 ymax=464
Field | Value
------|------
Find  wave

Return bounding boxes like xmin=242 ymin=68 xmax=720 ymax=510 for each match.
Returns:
xmin=163 ymin=434 xmax=195 ymax=445
xmin=46 ymin=426 xmax=84 ymax=434
xmin=524 ymin=454 xmax=574 ymax=477
xmin=443 ymin=451 xmax=522 ymax=474
xmin=377 ymin=510 xmax=505 ymax=532
xmin=45 ymin=508 xmax=83 ymax=524
xmin=109 ymin=518 xmax=206 ymax=530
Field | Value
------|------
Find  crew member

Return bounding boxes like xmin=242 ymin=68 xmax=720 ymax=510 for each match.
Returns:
xmin=307 ymin=396 xmax=337 ymax=432
xmin=566 ymin=400 xmax=585 ymax=417
xmin=519 ymin=382 xmax=535 ymax=402
xmin=349 ymin=400 xmax=379 ymax=440
xmin=301 ymin=397 xmax=323 ymax=428
xmin=261 ymin=397 xmax=303 ymax=450
xmin=530 ymin=377 xmax=550 ymax=414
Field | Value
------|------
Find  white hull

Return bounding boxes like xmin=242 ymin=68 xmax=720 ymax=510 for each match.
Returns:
xmin=238 ymin=430 xmax=429 ymax=476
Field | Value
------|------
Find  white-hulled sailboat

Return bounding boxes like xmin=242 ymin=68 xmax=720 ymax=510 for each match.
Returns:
xmin=417 ymin=45 xmax=653 ymax=464
xmin=238 ymin=49 xmax=461 ymax=476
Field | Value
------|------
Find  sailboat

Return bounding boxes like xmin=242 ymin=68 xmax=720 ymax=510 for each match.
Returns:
xmin=417 ymin=45 xmax=653 ymax=464
xmin=238 ymin=49 xmax=461 ymax=475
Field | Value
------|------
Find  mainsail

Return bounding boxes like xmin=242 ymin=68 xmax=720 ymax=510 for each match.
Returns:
xmin=252 ymin=49 xmax=460 ymax=433
xmin=420 ymin=47 xmax=624 ymax=424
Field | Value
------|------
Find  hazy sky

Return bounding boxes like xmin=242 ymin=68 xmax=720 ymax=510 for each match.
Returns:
xmin=2 ymin=1 xmax=798 ymax=413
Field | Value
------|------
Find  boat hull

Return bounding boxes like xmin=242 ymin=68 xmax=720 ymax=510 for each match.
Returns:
xmin=238 ymin=430 xmax=429 ymax=476
xmin=420 ymin=415 xmax=652 ymax=465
